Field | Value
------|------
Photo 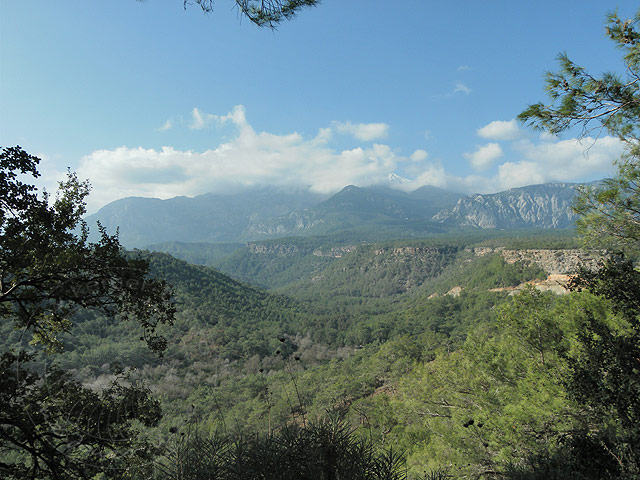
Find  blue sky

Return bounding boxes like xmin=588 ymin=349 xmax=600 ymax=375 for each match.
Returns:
xmin=1 ymin=1 xmax=636 ymax=213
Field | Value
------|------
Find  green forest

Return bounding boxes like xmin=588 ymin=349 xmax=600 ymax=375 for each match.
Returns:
xmin=2 ymin=9 xmax=640 ymax=480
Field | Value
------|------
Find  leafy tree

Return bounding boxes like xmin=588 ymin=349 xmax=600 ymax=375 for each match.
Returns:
xmin=182 ymin=0 xmax=319 ymax=28
xmin=0 ymin=146 xmax=175 ymax=353
xmin=0 ymin=351 xmax=162 ymax=480
xmin=519 ymin=10 xmax=640 ymax=145
xmin=572 ymin=158 xmax=640 ymax=254
xmin=487 ymin=260 xmax=640 ymax=480
xmin=514 ymin=12 xmax=640 ymax=476
xmin=0 ymin=146 xmax=175 ymax=478
xmin=519 ymin=10 xmax=640 ymax=253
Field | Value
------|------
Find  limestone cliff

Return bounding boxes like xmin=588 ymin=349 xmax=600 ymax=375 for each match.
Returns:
xmin=433 ymin=183 xmax=578 ymax=229
xmin=471 ymin=247 xmax=603 ymax=274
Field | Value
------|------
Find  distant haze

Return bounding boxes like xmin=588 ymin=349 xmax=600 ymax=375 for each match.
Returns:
xmin=85 ymin=182 xmax=579 ymax=248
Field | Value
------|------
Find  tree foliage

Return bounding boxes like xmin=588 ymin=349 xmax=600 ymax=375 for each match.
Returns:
xmin=564 ymin=257 xmax=640 ymax=477
xmin=515 ymin=12 xmax=640 ymax=473
xmin=184 ymin=0 xmax=319 ymax=28
xmin=0 ymin=351 xmax=162 ymax=480
xmin=519 ymin=10 xmax=640 ymax=253
xmin=518 ymin=10 xmax=640 ymax=144
xmin=391 ymin=288 xmax=575 ymax=477
xmin=0 ymin=146 xmax=176 ymax=478
xmin=572 ymin=157 xmax=640 ymax=253
xmin=0 ymin=146 xmax=175 ymax=353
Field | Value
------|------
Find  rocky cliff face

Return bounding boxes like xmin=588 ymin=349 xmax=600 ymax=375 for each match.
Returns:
xmin=372 ymin=246 xmax=447 ymax=257
xmin=433 ymin=183 xmax=578 ymax=229
xmin=245 ymin=241 xmax=600 ymax=275
xmin=246 ymin=242 xmax=308 ymax=256
xmin=471 ymin=247 xmax=603 ymax=274
xmin=241 ymin=211 xmax=325 ymax=239
xmin=299 ymin=244 xmax=460 ymax=297
xmin=313 ymin=246 xmax=357 ymax=258
xmin=245 ymin=242 xmax=358 ymax=258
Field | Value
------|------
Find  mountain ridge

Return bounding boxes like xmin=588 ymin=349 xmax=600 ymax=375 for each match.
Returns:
xmin=85 ymin=182 xmax=583 ymax=248
xmin=432 ymin=182 xmax=579 ymax=229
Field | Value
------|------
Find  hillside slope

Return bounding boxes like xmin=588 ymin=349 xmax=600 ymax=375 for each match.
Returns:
xmin=85 ymin=187 xmax=327 ymax=247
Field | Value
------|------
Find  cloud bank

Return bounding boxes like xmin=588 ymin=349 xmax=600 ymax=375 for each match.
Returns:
xmin=464 ymin=143 xmax=503 ymax=171
xmin=333 ymin=121 xmax=389 ymax=141
xmin=77 ymin=108 xmax=625 ymax=213
xmin=477 ymin=119 xmax=521 ymax=141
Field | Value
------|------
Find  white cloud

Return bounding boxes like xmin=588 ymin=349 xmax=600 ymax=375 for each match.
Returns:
xmin=189 ymin=108 xmax=211 ymax=129
xmin=431 ymin=83 xmax=471 ymax=99
xmin=538 ymin=131 xmax=558 ymax=142
xmin=464 ymin=143 xmax=503 ymax=171
xmin=498 ymin=136 xmax=624 ymax=188
xmin=477 ymin=119 xmax=521 ymax=141
xmin=409 ymin=162 xmax=449 ymax=189
xmin=333 ymin=121 xmax=389 ymax=141
xmin=457 ymin=65 xmax=471 ymax=72
xmin=497 ymin=161 xmax=545 ymax=188
xmin=410 ymin=149 xmax=428 ymax=162
xmin=400 ymin=163 xmax=495 ymax=194
xmin=157 ymin=120 xmax=172 ymax=131
xmin=79 ymin=107 xmax=401 ymax=212
xmin=189 ymin=106 xmax=248 ymax=130
xmin=75 ymin=106 xmax=626 ymax=213
xmin=452 ymin=82 xmax=471 ymax=95
xmin=405 ymin=135 xmax=623 ymax=194
xmin=313 ymin=127 xmax=332 ymax=145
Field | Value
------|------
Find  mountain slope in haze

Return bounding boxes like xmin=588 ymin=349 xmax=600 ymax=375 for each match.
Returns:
xmin=84 ymin=187 xmax=328 ymax=248
xmin=243 ymin=185 xmax=463 ymax=239
xmin=144 ymin=241 xmax=244 ymax=267
xmin=85 ymin=182 xmax=581 ymax=249
xmin=433 ymin=183 xmax=579 ymax=229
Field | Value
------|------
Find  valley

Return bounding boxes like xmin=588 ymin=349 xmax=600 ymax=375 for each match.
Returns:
xmin=3 ymin=207 xmax=605 ymax=477
xmin=4 ymin=161 xmax=638 ymax=479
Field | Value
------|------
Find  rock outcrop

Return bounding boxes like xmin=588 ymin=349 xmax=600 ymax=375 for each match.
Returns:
xmin=433 ymin=183 xmax=578 ymax=229
xmin=472 ymin=247 xmax=603 ymax=274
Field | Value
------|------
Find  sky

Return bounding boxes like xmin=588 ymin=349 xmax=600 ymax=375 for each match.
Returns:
xmin=1 ymin=1 xmax=637 ymax=213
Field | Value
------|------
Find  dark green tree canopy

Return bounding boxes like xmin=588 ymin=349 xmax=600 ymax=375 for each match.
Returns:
xmin=0 ymin=351 xmax=163 ymax=480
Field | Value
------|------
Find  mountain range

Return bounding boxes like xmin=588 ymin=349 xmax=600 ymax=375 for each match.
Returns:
xmin=433 ymin=182 xmax=579 ymax=229
xmin=85 ymin=182 xmax=581 ymax=248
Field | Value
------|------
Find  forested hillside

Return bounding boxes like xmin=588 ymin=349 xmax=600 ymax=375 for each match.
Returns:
xmin=2 ymin=226 xmax=596 ymax=478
